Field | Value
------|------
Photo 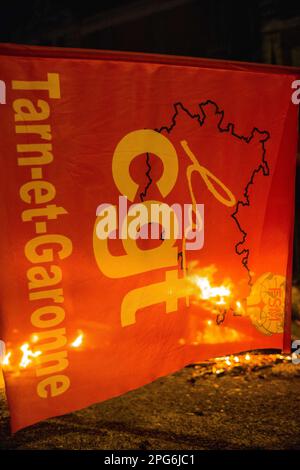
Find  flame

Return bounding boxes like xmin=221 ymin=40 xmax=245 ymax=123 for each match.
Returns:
xmin=19 ymin=343 xmax=41 ymax=368
xmin=235 ymin=300 xmax=245 ymax=314
xmin=187 ymin=264 xmax=246 ymax=323
xmin=3 ymin=351 xmax=11 ymax=366
xmin=1 ymin=330 xmax=85 ymax=372
xmin=1 ymin=331 xmax=85 ymax=373
xmin=225 ymin=357 xmax=232 ymax=366
xmin=71 ymin=332 xmax=83 ymax=348
xmin=193 ymin=276 xmax=231 ymax=302
xmin=187 ymin=264 xmax=233 ymax=314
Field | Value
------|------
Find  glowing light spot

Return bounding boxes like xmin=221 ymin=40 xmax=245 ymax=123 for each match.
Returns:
xmin=20 ymin=343 xmax=41 ymax=368
xmin=215 ymin=356 xmax=226 ymax=362
xmin=3 ymin=351 xmax=11 ymax=366
xmin=71 ymin=333 xmax=84 ymax=348
xmin=193 ymin=276 xmax=231 ymax=301
xmin=207 ymin=320 xmax=213 ymax=326
xmin=234 ymin=356 xmax=240 ymax=363
xmin=245 ymin=353 xmax=251 ymax=361
xmin=31 ymin=334 xmax=39 ymax=343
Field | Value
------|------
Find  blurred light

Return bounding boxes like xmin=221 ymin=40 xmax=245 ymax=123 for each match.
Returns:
xmin=71 ymin=333 xmax=84 ymax=348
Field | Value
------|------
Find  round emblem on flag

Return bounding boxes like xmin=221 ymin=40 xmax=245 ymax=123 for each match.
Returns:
xmin=246 ymin=273 xmax=286 ymax=335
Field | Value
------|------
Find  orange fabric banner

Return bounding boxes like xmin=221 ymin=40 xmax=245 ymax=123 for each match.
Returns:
xmin=0 ymin=44 xmax=298 ymax=431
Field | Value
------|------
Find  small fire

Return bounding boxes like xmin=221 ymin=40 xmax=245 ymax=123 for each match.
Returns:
xmin=71 ymin=332 xmax=84 ymax=348
xmin=193 ymin=276 xmax=231 ymax=302
xmin=1 ymin=331 xmax=85 ymax=373
xmin=187 ymin=264 xmax=246 ymax=323
xmin=225 ymin=357 xmax=232 ymax=366
xmin=235 ymin=300 xmax=245 ymax=314
xmin=3 ymin=351 xmax=11 ymax=366
xmin=19 ymin=343 xmax=41 ymax=368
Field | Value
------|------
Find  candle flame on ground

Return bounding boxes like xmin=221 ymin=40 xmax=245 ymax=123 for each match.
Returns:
xmin=191 ymin=353 xmax=293 ymax=380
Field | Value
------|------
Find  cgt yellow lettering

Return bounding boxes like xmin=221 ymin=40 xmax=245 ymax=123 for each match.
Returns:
xmin=181 ymin=139 xmax=236 ymax=208
xmin=112 ymin=129 xmax=178 ymax=202
xmin=93 ymin=201 xmax=178 ymax=278
xmin=121 ymin=270 xmax=191 ymax=326
xmin=95 ymin=130 xmax=237 ymax=328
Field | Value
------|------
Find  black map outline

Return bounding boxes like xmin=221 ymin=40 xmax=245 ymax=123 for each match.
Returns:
xmin=139 ymin=100 xmax=270 ymax=286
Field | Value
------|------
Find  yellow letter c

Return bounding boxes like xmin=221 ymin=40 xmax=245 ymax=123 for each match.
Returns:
xmin=112 ymin=129 xmax=178 ymax=202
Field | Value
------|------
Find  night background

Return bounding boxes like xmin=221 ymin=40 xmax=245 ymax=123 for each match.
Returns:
xmin=0 ymin=0 xmax=300 ymax=451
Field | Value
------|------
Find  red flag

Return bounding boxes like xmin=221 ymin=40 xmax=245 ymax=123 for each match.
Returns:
xmin=0 ymin=44 xmax=298 ymax=431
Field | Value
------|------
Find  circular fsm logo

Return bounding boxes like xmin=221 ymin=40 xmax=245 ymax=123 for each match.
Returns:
xmin=246 ymin=273 xmax=286 ymax=335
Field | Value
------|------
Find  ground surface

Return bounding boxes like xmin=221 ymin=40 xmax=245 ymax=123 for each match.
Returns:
xmin=1 ymin=358 xmax=300 ymax=450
